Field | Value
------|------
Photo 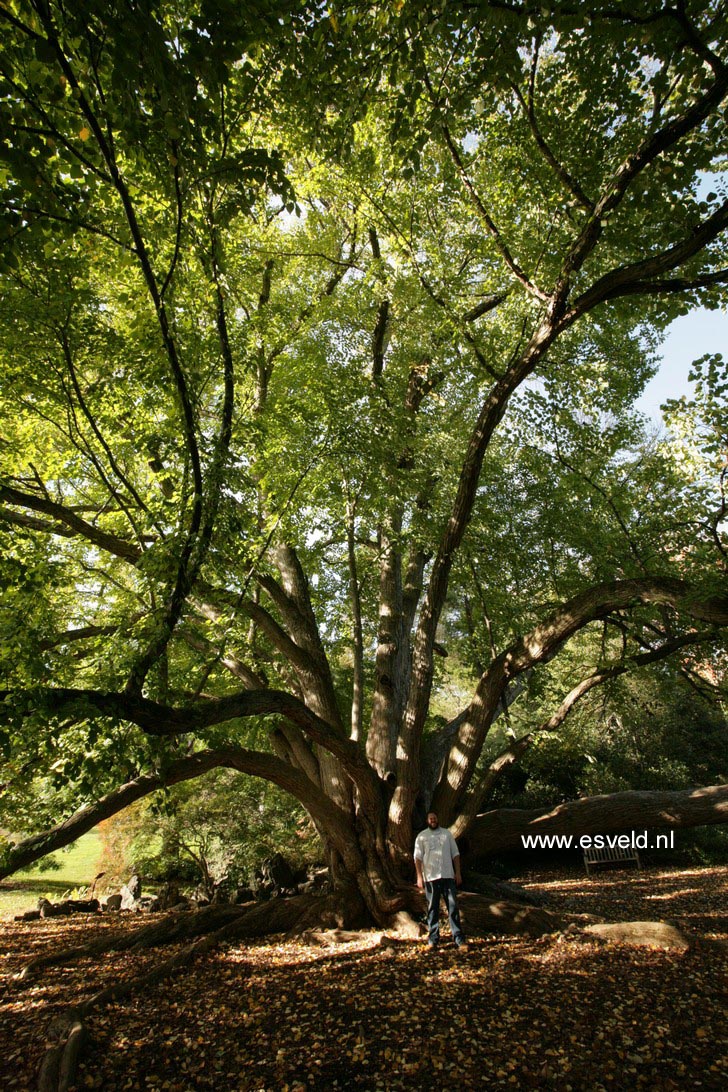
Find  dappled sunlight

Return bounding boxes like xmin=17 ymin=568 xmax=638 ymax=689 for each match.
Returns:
xmin=1 ymin=866 xmax=726 ymax=1089
xmin=517 ymin=865 xmax=728 ymax=945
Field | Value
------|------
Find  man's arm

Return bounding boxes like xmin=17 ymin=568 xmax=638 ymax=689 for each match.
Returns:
xmin=414 ymin=834 xmax=425 ymax=890
xmin=449 ymin=831 xmax=462 ymax=886
xmin=453 ymin=853 xmax=462 ymax=887
xmin=414 ymin=856 xmax=425 ymax=890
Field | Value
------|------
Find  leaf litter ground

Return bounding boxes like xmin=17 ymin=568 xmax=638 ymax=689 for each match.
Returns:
xmin=0 ymin=865 xmax=726 ymax=1090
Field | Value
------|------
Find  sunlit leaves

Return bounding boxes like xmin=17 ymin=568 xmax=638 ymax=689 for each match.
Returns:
xmin=0 ymin=1 xmax=726 ymax=843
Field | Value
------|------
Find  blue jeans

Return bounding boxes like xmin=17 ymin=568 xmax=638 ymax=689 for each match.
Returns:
xmin=425 ymin=878 xmax=465 ymax=946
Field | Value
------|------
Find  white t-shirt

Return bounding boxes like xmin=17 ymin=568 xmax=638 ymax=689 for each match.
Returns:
xmin=413 ymin=826 xmax=460 ymax=882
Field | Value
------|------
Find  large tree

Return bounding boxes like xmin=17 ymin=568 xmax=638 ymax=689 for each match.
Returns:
xmin=1 ymin=0 xmax=727 ymax=930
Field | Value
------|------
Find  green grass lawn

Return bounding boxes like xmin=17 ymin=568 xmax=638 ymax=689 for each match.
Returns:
xmin=0 ymin=831 xmax=103 ymax=919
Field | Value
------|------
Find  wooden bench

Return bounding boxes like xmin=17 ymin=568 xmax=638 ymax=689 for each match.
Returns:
xmin=583 ymin=844 xmax=641 ymax=875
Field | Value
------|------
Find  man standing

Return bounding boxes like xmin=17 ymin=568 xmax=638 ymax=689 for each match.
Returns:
xmin=414 ymin=811 xmax=466 ymax=950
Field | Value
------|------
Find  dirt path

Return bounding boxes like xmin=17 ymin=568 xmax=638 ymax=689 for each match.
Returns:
xmin=1 ymin=865 xmax=726 ymax=1090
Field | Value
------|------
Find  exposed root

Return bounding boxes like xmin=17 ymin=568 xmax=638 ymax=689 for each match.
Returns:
xmin=211 ymin=892 xmax=357 ymax=938
xmin=463 ymin=871 xmax=545 ymax=907
xmin=459 ymin=892 xmax=563 ymax=937
xmin=21 ymin=893 xmax=358 ymax=982
xmin=31 ymin=893 xmax=365 ymax=1091
xmin=18 ymin=903 xmax=248 ymax=982
xmin=36 ymin=912 xmax=255 ymax=1092
xmin=298 ymin=927 xmax=369 ymax=946
xmin=383 ymin=908 xmax=423 ymax=939
xmin=377 ymin=934 xmax=412 ymax=949
xmin=381 ymin=888 xmax=561 ymax=940
xmin=38 ymin=1008 xmax=86 ymax=1092
xmin=30 ymin=890 xmax=561 ymax=1090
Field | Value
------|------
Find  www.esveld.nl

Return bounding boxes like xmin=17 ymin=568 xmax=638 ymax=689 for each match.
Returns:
xmin=520 ymin=831 xmax=675 ymax=850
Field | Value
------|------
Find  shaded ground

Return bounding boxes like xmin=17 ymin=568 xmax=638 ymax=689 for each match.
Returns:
xmin=0 ymin=865 xmax=726 ymax=1091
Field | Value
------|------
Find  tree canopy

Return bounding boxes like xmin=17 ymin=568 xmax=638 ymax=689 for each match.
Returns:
xmin=1 ymin=0 xmax=727 ymax=922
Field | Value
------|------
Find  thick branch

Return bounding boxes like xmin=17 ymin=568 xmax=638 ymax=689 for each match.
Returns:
xmin=0 ymin=484 xmax=141 ymax=561
xmin=467 ymin=784 xmax=728 ymax=858
xmin=461 ymin=291 xmax=510 ymax=323
xmin=269 ymin=544 xmax=345 ymax=731
xmin=3 ymin=683 xmax=382 ymax=815
xmin=0 ymin=746 xmax=346 ymax=880
xmin=193 ymin=591 xmax=320 ymax=678
xmin=577 ymin=268 xmax=728 ymax=300
xmin=244 ymin=600 xmax=320 ymax=675
xmin=346 ymin=496 xmax=365 ymax=742
xmin=553 ymin=63 xmax=728 ymax=299
xmin=368 ymin=513 xmax=405 ymax=777
xmin=566 ymin=199 xmax=728 ymax=319
xmin=38 ymin=625 xmax=119 ymax=651
xmin=394 ymin=308 xmax=563 ymax=838
xmin=433 ymin=577 xmax=728 ymax=823
xmin=371 ymin=298 xmax=390 ymax=378
xmin=178 ymin=627 xmax=267 ymax=690
xmin=274 ymin=721 xmax=322 ymax=786
xmin=453 ymin=629 xmax=718 ymax=838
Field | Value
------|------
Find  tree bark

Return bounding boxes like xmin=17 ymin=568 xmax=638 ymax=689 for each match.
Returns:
xmin=368 ymin=514 xmax=405 ymax=778
xmin=346 ymin=495 xmax=365 ymax=742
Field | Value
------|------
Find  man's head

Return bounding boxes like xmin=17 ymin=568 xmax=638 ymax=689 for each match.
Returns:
xmin=427 ymin=812 xmax=439 ymax=829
